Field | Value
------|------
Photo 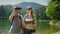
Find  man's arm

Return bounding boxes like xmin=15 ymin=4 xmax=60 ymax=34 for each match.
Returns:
xmin=9 ymin=15 xmax=14 ymax=22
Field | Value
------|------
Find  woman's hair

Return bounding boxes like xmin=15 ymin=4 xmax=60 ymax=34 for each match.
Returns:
xmin=26 ymin=6 xmax=34 ymax=19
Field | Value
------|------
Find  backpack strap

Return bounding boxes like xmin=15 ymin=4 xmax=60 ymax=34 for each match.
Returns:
xmin=10 ymin=16 xmax=14 ymax=27
xmin=19 ymin=15 xmax=22 ymax=21
xmin=19 ymin=15 xmax=23 ymax=28
xmin=12 ymin=16 xmax=14 ymax=22
xmin=12 ymin=15 xmax=22 ymax=22
xmin=10 ymin=15 xmax=22 ymax=27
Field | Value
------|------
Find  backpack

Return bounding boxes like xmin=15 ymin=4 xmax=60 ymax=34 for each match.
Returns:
xmin=10 ymin=15 xmax=22 ymax=27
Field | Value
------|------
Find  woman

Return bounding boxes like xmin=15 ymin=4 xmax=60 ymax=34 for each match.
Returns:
xmin=9 ymin=6 xmax=23 ymax=34
xmin=23 ymin=6 xmax=36 ymax=34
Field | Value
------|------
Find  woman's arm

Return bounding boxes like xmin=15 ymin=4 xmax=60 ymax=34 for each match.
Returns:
xmin=22 ymin=18 xmax=25 ymax=29
xmin=21 ymin=15 xmax=25 ymax=30
xmin=21 ymin=15 xmax=26 ymax=34
xmin=34 ymin=15 xmax=37 ymax=29
xmin=34 ymin=15 xmax=37 ymax=24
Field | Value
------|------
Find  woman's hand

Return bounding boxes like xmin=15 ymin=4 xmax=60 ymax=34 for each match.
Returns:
xmin=34 ymin=24 xmax=36 ymax=29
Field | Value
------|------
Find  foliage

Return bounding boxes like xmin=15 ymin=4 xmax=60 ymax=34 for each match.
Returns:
xmin=0 ymin=5 xmax=12 ymax=17
xmin=0 ymin=5 xmax=49 ymax=20
xmin=0 ymin=5 xmax=7 ymax=17
xmin=46 ymin=0 xmax=60 ymax=20
xmin=35 ymin=6 xmax=50 ymax=20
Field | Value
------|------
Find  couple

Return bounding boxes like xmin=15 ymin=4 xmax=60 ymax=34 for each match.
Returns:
xmin=9 ymin=6 xmax=36 ymax=34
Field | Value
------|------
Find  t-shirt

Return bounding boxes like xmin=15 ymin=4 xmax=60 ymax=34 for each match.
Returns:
xmin=9 ymin=14 xmax=23 ymax=33
xmin=24 ymin=14 xmax=36 ymax=30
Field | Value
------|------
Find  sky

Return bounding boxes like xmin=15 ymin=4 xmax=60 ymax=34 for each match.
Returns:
xmin=0 ymin=0 xmax=51 ymax=6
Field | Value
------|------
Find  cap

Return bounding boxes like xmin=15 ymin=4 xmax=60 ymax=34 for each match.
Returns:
xmin=13 ymin=6 xmax=21 ymax=10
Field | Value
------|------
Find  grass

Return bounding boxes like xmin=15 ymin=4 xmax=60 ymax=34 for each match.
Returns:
xmin=0 ymin=20 xmax=60 ymax=34
xmin=36 ymin=20 xmax=60 ymax=34
xmin=0 ymin=20 xmax=10 ymax=34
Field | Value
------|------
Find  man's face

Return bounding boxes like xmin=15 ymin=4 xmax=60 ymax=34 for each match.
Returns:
xmin=14 ymin=9 xmax=19 ymax=15
xmin=15 ymin=9 xmax=18 ymax=13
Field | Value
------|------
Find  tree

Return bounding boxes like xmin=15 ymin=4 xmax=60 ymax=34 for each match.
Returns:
xmin=0 ymin=5 xmax=7 ymax=17
xmin=46 ymin=0 xmax=60 ymax=20
xmin=35 ymin=6 xmax=50 ymax=20
xmin=46 ymin=0 xmax=60 ymax=31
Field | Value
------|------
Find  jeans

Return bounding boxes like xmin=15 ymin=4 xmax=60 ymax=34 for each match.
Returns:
xmin=24 ymin=28 xmax=35 ymax=34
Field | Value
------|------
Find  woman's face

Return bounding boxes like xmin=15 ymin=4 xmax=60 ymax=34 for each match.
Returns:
xmin=27 ymin=8 xmax=32 ymax=14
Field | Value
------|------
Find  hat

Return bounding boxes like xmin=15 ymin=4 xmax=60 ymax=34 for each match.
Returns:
xmin=13 ymin=6 xmax=21 ymax=10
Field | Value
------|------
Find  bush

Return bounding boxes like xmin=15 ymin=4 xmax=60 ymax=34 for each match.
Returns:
xmin=46 ymin=0 xmax=60 ymax=20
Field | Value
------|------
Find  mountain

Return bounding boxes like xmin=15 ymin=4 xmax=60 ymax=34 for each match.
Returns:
xmin=15 ymin=2 xmax=45 ymax=9
xmin=0 ymin=2 xmax=47 ymax=20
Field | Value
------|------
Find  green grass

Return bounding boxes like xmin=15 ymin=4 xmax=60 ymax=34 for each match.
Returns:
xmin=0 ymin=20 xmax=10 ymax=34
xmin=36 ymin=20 xmax=60 ymax=34
xmin=0 ymin=20 xmax=60 ymax=34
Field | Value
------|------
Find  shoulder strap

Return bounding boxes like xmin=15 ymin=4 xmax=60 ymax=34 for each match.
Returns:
xmin=10 ymin=15 xmax=22 ymax=26
xmin=10 ymin=15 xmax=23 ymax=27
xmin=19 ymin=15 xmax=22 ymax=21
xmin=19 ymin=15 xmax=23 ymax=28
xmin=10 ymin=16 xmax=14 ymax=27
xmin=12 ymin=16 xmax=14 ymax=22
xmin=12 ymin=15 xmax=22 ymax=22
